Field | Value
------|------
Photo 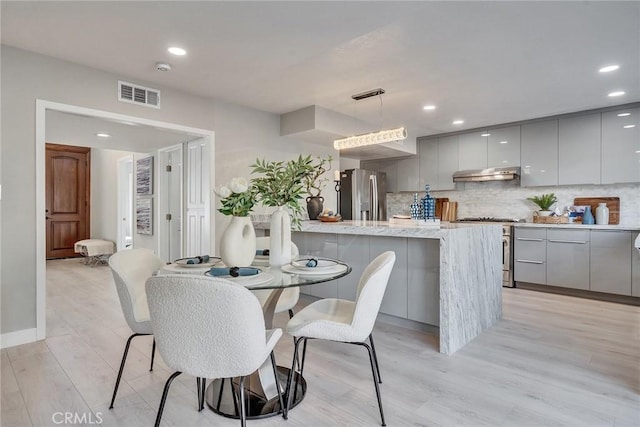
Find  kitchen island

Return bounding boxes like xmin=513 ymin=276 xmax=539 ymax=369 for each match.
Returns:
xmin=254 ymin=219 xmax=502 ymax=355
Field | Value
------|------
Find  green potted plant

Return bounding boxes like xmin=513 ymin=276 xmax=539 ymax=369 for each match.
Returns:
xmin=527 ymin=193 xmax=557 ymax=216
xmin=302 ymin=155 xmax=333 ymax=220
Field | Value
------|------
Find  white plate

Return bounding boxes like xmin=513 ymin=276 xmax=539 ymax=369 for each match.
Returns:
xmin=175 ymin=258 xmax=220 ymax=268
xmin=282 ymin=263 xmax=347 ymax=276
xmin=291 ymin=258 xmax=339 ymax=271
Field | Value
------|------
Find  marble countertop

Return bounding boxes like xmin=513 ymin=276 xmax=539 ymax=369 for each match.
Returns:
xmin=253 ymin=219 xmax=502 ymax=239
xmin=513 ymin=223 xmax=640 ymax=231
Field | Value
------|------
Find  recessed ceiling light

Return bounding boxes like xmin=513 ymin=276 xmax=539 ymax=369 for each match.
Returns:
xmin=481 ymin=133 xmax=491 ymax=137
xmin=502 ymin=160 xmax=508 ymax=163
xmin=452 ymin=120 xmax=464 ymax=125
xmin=599 ymin=65 xmax=619 ymax=73
xmin=168 ymin=47 xmax=186 ymax=56
xmin=623 ymin=124 xmax=636 ymax=129
xmin=500 ymin=141 xmax=508 ymax=144
xmin=423 ymin=105 xmax=436 ymax=111
xmin=608 ymin=91 xmax=626 ymax=97
xmin=636 ymin=150 xmax=640 ymax=154
xmin=617 ymin=112 xmax=631 ymax=117
xmin=96 ymin=133 xmax=111 ymax=138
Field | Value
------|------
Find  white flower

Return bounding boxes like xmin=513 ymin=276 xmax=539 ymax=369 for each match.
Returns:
xmin=229 ymin=177 xmax=249 ymax=194
xmin=217 ymin=185 xmax=231 ymax=198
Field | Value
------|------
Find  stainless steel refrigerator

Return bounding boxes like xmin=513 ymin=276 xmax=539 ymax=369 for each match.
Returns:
xmin=339 ymin=169 xmax=387 ymax=221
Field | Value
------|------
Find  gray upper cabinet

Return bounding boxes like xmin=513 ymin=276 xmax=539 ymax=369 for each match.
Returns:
xmin=437 ymin=136 xmax=458 ymax=190
xmin=590 ymin=230 xmax=632 ymax=296
xmin=633 ymin=232 xmax=640 ymax=297
xmin=601 ymin=107 xmax=640 ymax=184
xmin=458 ymin=131 xmax=488 ymax=170
xmin=558 ymin=113 xmax=601 ymax=185
xmin=418 ymin=138 xmax=439 ymax=190
xmin=487 ymin=126 xmax=521 ymax=168
xmin=396 ymin=156 xmax=421 ymax=192
xmin=521 ymin=120 xmax=559 ymax=187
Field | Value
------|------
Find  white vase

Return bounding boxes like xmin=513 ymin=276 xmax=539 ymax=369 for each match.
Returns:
xmin=538 ymin=210 xmax=552 ymax=217
xmin=219 ymin=216 xmax=256 ymax=267
xmin=595 ymin=203 xmax=609 ymax=225
xmin=269 ymin=206 xmax=292 ymax=267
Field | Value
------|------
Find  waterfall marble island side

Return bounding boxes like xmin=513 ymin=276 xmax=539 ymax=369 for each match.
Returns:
xmin=253 ymin=220 xmax=503 ymax=355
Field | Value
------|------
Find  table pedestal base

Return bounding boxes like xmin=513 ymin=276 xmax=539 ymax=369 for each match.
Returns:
xmin=205 ymin=366 xmax=306 ymax=419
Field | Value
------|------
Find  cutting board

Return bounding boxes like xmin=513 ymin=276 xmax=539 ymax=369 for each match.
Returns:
xmin=435 ymin=198 xmax=449 ymax=220
xmin=440 ymin=201 xmax=458 ymax=222
xmin=573 ymin=197 xmax=620 ymax=224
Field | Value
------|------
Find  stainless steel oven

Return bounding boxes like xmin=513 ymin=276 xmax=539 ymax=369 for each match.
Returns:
xmin=457 ymin=218 xmax=522 ymax=287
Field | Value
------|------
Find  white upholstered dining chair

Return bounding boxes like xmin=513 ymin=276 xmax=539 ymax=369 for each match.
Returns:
xmin=284 ymin=251 xmax=396 ymax=426
xmin=145 ymin=274 xmax=285 ymax=427
xmin=108 ymin=248 xmax=165 ymax=409
xmin=252 ymin=236 xmax=300 ymax=318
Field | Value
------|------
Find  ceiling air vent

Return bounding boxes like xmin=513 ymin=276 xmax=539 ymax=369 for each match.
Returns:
xmin=118 ymin=80 xmax=160 ymax=109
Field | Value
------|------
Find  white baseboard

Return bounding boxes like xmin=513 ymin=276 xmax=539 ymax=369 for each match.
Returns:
xmin=1 ymin=328 xmax=38 ymax=349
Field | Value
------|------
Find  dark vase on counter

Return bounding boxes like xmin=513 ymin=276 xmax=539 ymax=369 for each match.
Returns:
xmin=306 ymin=196 xmax=324 ymax=220
xmin=582 ymin=206 xmax=595 ymax=225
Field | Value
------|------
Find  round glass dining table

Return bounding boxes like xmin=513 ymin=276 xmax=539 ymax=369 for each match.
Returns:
xmin=161 ymin=259 xmax=352 ymax=420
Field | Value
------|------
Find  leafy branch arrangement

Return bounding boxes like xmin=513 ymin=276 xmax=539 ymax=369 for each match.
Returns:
xmin=527 ymin=193 xmax=558 ymax=211
xmin=250 ymin=155 xmax=315 ymax=228
xmin=304 ymin=155 xmax=333 ymax=197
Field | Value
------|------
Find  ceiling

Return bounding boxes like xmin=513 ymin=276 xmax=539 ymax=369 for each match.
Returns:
xmin=3 ymin=1 xmax=639 ymax=147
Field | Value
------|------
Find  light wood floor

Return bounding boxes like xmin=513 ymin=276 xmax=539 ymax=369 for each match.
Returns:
xmin=1 ymin=258 xmax=639 ymax=426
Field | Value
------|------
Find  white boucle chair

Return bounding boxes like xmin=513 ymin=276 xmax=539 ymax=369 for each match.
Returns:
xmin=108 ymin=248 xmax=165 ymax=409
xmin=145 ymin=275 xmax=284 ymax=427
xmin=252 ymin=236 xmax=300 ymax=318
xmin=284 ymin=251 xmax=395 ymax=426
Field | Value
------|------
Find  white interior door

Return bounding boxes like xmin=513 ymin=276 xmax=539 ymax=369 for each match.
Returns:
xmin=116 ymin=155 xmax=134 ymax=251
xmin=159 ymin=145 xmax=183 ymax=262
xmin=186 ymin=138 xmax=210 ymax=257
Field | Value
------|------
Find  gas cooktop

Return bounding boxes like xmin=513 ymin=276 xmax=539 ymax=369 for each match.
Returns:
xmin=457 ymin=217 xmax=525 ymax=223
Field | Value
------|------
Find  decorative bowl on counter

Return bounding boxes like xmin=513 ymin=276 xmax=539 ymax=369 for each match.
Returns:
xmin=318 ymin=215 xmax=342 ymax=222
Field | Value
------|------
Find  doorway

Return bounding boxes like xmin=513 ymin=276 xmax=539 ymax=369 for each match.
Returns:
xmin=45 ymin=143 xmax=91 ymax=259
xmin=116 ymin=155 xmax=134 ymax=251
xmin=158 ymin=145 xmax=184 ymax=262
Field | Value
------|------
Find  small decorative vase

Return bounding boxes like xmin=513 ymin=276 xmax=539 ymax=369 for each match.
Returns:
xmin=306 ymin=196 xmax=324 ymax=220
xmin=582 ymin=206 xmax=595 ymax=225
xmin=219 ymin=216 xmax=256 ymax=267
xmin=538 ymin=210 xmax=552 ymax=217
xmin=269 ymin=206 xmax=292 ymax=267
xmin=595 ymin=203 xmax=609 ymax=225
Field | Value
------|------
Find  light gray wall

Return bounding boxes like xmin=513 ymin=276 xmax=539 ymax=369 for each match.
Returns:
xmin=1 ymin=45 xmax=340 ymax=335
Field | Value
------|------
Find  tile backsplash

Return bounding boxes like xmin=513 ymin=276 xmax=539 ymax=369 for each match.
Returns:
xmin=387 ymin=181 xmax=640 ymax=224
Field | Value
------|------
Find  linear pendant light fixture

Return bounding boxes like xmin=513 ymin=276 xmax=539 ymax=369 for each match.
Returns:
xmin=334 ymin=88 xmax=407 ymax=150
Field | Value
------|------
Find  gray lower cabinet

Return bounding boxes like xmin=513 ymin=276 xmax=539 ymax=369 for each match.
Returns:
xmin=292 ymin=232 xmax=339 ymax=298
xmin=370 ymin=237 xmax=408 ymax=318
xmin=632 ymin=232 xmax=640 ymax=297
xmin=590 ymin=230 xmax=632 ymax=295
xmin=514 ymin=228 xmax=546 ymax=284
xmin=336 ymin=234 xmax=370 ymax=301
xmin=407 ymin=239 xmax=440 ymax=325
xmin=546 ymin=229 xmax=590 ymax=290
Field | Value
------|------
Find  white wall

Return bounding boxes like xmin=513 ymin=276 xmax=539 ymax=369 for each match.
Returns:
xmin=0 ymin=46 xmax=345 ymax=335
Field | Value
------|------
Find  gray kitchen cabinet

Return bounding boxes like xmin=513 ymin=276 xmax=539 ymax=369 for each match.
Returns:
xmin=601 ymin=107 xmax=640 ymax=184
xmin=396 ymin=156 xmax=421 ymax=192
xmin=514 ymin=228 xmax=546 ymax=285
xmin=590 ymin=230 xmax=632 ymax=295
xmin=458 ymin=131 xmax=488 ymax=170
xmin=632 ymin=232 xmax=640 ymax=297
xmin=336 ymin=234 xmax=370 ymax=301
xmin=558 ymin=113 xmax=601 ymax=185
xmin=361 ymin=159 xmax=398 ymax=193
xmin=437 ymin=136 xmax=458 ymax=190
xmin=370 ymin=236 xmax=408 ymax=318
xmin=546 ymin=229 xmax=590 ymax=290
xmin=488 ymin=126 xmax=521 ymax=168
xmin=293 ymin=232 xmax=339 ymax=298
xmin=521 ymin=120 xmax=559 ymax=187
xmin=407 ymin=239 xmax=440 ymax=325
xmin=418 ymin=138 xmax=439 ymax=190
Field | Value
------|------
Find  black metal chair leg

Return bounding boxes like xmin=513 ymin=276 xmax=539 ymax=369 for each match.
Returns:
xmin=200 ymin=378 xmax=206 ymax=411
xmin=216 ymin=378 xmax=226 ymax=411
xmin=154 ymin=371 xmax=182 ymax=427
xmin=150 ymin=339 xmax=156 ymax=371
xmin=285 ymin=337 xmax=304 ymax=415
xmin=362 ymin=343 xmax=386 ymax=426
xmin=239 ymin=376 xmax=247 ymax=427
xmin=270 ymin=351 xmax=286 ymax=419
xmin=369 ymin=333 xmax=382 ymax=383
xmin=288 ymin=309 xmax=294 ymax=319
xmin=299 ymin=338 xmax=308 ymax=377
xmin=197 ymin=377 xmax=201 ymax=409
xmin=230 ymin=378 xmax=240 ymax=416
xmin=110 ymin=333 xmax=146 ymax=409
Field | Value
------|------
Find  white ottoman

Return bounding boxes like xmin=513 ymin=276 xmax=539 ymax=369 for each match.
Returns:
xmin=74 ymin=239 xmax=116 ymax=266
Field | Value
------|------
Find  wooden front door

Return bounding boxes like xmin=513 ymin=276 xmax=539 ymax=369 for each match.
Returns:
xmin=45 ymin=143 xmax=91 ymax=259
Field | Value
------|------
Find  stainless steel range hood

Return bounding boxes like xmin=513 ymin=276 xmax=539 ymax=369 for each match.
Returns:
xmin=453 ymin=166 xmax=521 ymax=182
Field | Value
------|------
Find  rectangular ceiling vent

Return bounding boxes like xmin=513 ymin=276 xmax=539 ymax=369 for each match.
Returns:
xmin=118 ymin=80 xmax=160 ymax=109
